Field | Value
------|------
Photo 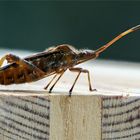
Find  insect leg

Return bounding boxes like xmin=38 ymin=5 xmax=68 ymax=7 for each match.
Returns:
xmin=44 ymin=74 xmax=57 ymax=90
xmin=0 ymin=56 xmax=6 ymax=67
xmin=49 ymin=71 xmax=65 ymax=93
xmin=0 ymin=53 xmax=23 ymax=67
xmin=69 ymin=68 xmax=81 ymax=96
xmin=85 ymin=69 xmax=96 ymax=91
xmin=69 ymin=67 xmax=95 ymax=96
xmin=0 ymin=53 xmax=21 ymax=67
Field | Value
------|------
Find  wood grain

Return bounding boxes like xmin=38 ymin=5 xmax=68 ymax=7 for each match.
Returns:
xmin=0 ymin=95 xmax=50 ymax=140
xmin=102 ymin=96 xmax=140 ymax=140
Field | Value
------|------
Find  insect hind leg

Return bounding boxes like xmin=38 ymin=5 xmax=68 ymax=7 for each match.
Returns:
xmin=0 ymin=56 xmax=6 ymax=67
xmin=1 ymin=53 xmax=45 ymax=84
xmin=69 ymin=67 xmax=96 ymax=96
xmin=0 ymin=53 xmax=20 ymax=67
xmin=5 ymin=54 xmax=20 ymax=63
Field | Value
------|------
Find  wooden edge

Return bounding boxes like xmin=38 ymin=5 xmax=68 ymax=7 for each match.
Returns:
xmin=0 ymin=90 xmax=140 ymax=140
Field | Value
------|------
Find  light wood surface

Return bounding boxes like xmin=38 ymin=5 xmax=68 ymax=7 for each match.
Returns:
xmin=50 ymin=95 xmax=101 ymax=140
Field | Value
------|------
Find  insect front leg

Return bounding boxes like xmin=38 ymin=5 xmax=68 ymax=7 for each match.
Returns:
xmin=69 ymin=67 xmax=96 ymax=96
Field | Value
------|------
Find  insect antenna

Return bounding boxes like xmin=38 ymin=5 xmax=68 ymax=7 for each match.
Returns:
xmin=95 ymin=24 xmax=140 ymax=55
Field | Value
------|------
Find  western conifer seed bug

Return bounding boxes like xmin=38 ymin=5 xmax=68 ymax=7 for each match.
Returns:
xmin=0 ymin=25 xmax=140 ymax=96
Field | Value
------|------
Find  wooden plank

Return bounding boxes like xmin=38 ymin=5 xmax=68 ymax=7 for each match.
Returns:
xmin=0 ymin=93 xmax=140 ymax=140
xmin=50 ymin=95 xmax=101 ymax=140
xmin=0 ymin=93 xmax=102 ymax=140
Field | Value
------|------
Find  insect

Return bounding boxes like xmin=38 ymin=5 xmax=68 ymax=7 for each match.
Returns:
xmin=0 ymin=25 xmax=140 ymax=96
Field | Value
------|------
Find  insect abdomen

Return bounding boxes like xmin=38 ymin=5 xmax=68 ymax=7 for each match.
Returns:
xmin=0 ymin=63 xmax=45 ymax=85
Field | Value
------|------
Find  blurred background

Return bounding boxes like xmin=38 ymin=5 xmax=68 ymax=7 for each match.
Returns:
xmin=0 ymin=1 xmax=140 ymax=62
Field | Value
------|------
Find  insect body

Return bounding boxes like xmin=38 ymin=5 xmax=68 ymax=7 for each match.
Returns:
xmin=0 ymin=25 xmax=140 ymax=95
